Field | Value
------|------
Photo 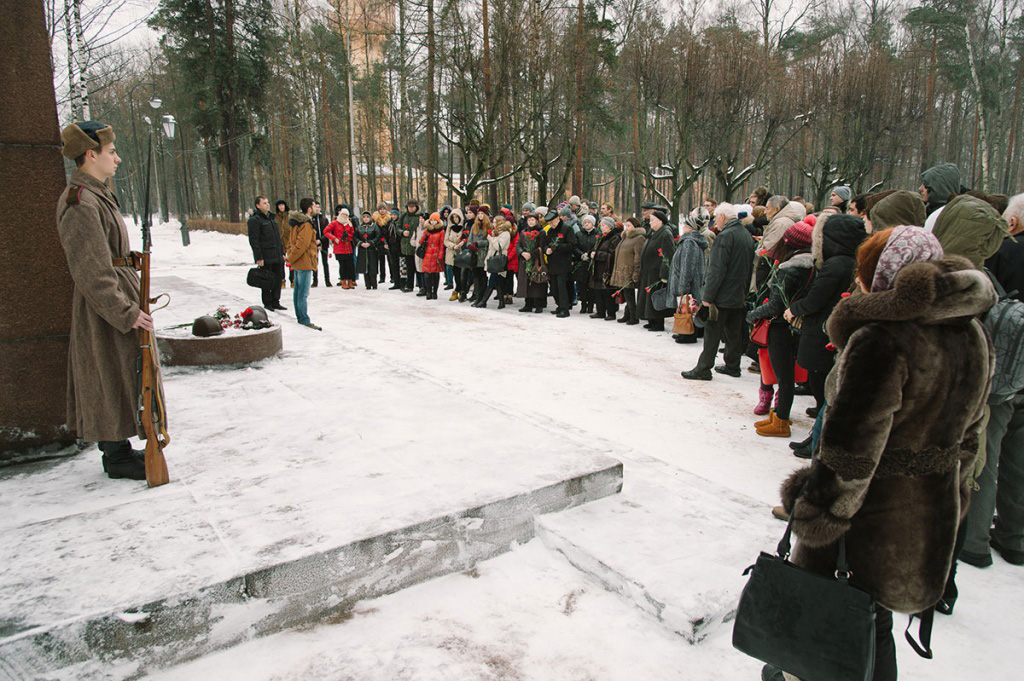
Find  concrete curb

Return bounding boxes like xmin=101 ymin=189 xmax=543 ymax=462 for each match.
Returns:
xmin=0 ymin=461 xmax=622 ymax=680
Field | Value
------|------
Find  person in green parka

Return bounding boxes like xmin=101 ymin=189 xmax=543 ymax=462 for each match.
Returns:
xmin=399 ymin=199 xmax=421 ymax=292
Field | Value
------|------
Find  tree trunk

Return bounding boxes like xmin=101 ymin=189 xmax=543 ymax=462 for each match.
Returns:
xmin=72 ymin=0 xmax=90 ymax=118
xmin=426 ymin=0 xmax=437 ymax=208
xmin=964 ymin=23 xmax=990 ymax=191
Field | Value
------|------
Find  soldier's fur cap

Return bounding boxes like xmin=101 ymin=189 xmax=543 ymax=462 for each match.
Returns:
xmin=61 ymin=121 xmax=115 ymax=160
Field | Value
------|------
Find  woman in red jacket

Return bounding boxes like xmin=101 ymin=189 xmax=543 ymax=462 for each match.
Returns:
xmin=419 ymin=212 xmax=447 ymax=299
xmin=323 ymin=206 xmax=356 ymax=288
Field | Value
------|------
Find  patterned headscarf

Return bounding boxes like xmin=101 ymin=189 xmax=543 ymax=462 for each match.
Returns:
xmin=871 ymin=226 xmax=944 ymax=293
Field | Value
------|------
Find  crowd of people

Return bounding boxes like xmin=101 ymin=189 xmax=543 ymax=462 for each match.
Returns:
xmin=248 ymin=163 xmax=1024 ymax=681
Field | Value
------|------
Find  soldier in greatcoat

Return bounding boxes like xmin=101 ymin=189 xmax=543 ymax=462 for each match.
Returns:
xmin=56 ymin=121 xmax=156 ymax=480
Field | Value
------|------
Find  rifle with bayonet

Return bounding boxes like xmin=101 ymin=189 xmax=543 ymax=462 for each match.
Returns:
xmin=138 ymin=130 xmax=170 ymax=487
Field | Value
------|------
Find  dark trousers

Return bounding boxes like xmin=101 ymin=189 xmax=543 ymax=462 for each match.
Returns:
xmin=362 ymin=255 xmax=379 ymax=287
xmin=766 ymin=322 xmax=799 ymax=420
xmin=873 ymin=607 xmax=897 ymax=681
xmin=695 ymin=306 xmax=745 ymax=371
xmin=550 ymin=272 xmax=571 ymax=311
xmin=577 ymin=279 xmax=593 ymax=307
xmin=387 ymin=249 xmax=401 ymax=283
xmin=377 ymin=251 xmax=387 ymax=282
xmin=594 ymin=288 xmax=619 ymax=317
xmin=503 ymin=272 xmax=515 ymax=296
xmin=808 ymin=367 xmax=828 ymax=411
xmin=472 ymin=267 xmax=487 ymax=300
xmin=457 ymin=268 xmax=473 ymax=294
xmin=261 ymin=261 xmax=285 ymax=309
xmin=403 ymin=255 xmax=416 ymax=289
xmin=623 ymin=288 xmax=638 ymax=322
xmin=314 ymin=249 xmax=331 ymax=286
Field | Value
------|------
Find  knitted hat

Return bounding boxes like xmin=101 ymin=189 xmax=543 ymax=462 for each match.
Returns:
xmin=582 ymin=214 xmax=596 ymax=224
xmin=832 ymin=185 xmax=852 ymax=202
xmin=684 ymin=215 xmax=705 ymax=231
xmin=569 ymin=195 xmax=582 ymax=207
xmin=61 ymin=121 xmax=115 ymax=160
xmin=390 ymin=209 xmax=400 ymax=216
xmin=599 ymin=216 xmax=616 ymax=230
xmin=500 ymin=207 xmax=514 ymax=220
xmin=522 ymin=202 xmax=536 ymax=212
xmin=782 ymin=221 xmax=814 ymax=249
xmin=429 ymin=212 xmax=441 ymax=221
xmin=558 ymin=205 xmax=573 ymax=219
xmin=477 ymin=205 xmax=490 ymax=216
xmin=804 ymin=214 xmax=817 ymax=227
xmin=871 ymin=226 xmax=944 ymax=293
xmin=362 ymin=210 xmax=372 ymax=217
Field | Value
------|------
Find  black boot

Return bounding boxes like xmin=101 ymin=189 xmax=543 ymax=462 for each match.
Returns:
xmin=473 ymin=287 xmax=493 ymax=308
xmin=497 ymin=292 xmax=506 ymax=309
xmin=459 ymin=291 xmax=467 ymax=303
xmin=518 ymin=304 xmax=533 ymax=313
xmin=99 ymin=440 xmax=146 ymax=480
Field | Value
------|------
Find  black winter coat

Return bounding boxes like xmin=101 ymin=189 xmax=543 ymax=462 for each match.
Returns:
xmin=247 ymin=209 xmax=283 ymax=264
xmin=746 ymin=252 xmax=815 ymax=326
xmin=356 ymin=222 xmax=384 ymax=271
xmin=590 ymin=227 xmax=622 ymax=289
xmin=703 ymin=219 xmax=756 ymax=309
xmin=543 ymin=223 xmax=574 ymax=275
xmin=572 ymin=226 xmax=600 ymax=285
xmin=637 ymin=225 xmax=676 ymax=320
xmin=788 ymin=215 xmax=867 ymax=372
xmin=311 ymin=214 xmax=330 ymax=252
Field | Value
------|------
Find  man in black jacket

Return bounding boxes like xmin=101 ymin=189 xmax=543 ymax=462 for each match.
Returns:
xmin=310 ymin=200 xmax=331 ymax=287
xmin=247 ymin=195 xmax=286 ymax=310
xmin=683 ymin=204 xmax=755 ymax=380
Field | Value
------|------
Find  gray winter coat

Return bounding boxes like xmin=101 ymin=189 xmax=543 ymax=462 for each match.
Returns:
xmin=668 ymin=230 xmax=707 ymax=304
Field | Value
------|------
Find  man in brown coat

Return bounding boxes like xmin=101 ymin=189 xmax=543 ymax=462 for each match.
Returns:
xmin=55 ymin=121 xmax=154 ymax=480
xmin=286 ymin=197 xmax=321 ymax=330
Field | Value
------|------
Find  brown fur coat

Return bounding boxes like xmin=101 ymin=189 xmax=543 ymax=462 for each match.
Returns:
xmin=782 ymin=256 xmax=995 ymax=614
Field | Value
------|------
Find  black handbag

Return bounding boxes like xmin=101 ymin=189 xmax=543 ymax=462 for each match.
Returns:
xmin=732 ymin=497 xmax=876 ymax=681
xmin=246 ymin=266 xmax=277 ymax=289
xmin=486 ymin=252 xmax=508 ymax=273
xmin=454 ymin=248 xmax=475 ymax=269
xmin=415 ymin=239 xmax=428 ymax=259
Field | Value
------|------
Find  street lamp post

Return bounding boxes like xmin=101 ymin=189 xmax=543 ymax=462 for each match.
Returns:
xmin=162 ymin=114 xmax=190 ymax=247
xmin=126 ymin=81 xmax=158 ymax=225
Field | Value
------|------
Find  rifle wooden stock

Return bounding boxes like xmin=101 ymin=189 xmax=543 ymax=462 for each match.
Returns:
xmin=138 ymin=250 xmax=170 ymax=487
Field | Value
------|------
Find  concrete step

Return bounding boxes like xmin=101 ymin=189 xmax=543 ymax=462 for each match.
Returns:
xmin=536 ymin=465 xmax=781 ymax=644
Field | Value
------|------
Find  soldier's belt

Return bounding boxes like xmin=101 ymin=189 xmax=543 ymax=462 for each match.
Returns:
xmin=112 ymin=251 xmax=143 ymax=270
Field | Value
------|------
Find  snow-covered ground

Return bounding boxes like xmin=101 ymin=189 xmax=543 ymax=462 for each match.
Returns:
xmin=4 ymin=219 xmax=1022 ymax=680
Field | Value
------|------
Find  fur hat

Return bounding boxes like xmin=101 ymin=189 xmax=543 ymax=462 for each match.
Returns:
xmin=61 ymin=121 xmax=115 ymax=160
xmin=684 ymin=215 xmax=705 ymax=231
xmin=783 ymin=221 xmax=814 ymax=249
xmin=469 ymin=197 xmax=481 ymax=207
xmin=599 ymin=216 xmax=616 ymax=230
xmin=872 ymin=226 xmax=944 ymax=293
xmin=405 ymin=198 xmax=420 ymax=208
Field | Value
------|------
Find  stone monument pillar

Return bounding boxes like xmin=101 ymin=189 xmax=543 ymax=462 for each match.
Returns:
xmin=0 ymin=0 xmax=77 ymax=456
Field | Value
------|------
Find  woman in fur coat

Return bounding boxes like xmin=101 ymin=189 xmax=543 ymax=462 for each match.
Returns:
xmin=770 ymin=226 xmax=995 ymax=681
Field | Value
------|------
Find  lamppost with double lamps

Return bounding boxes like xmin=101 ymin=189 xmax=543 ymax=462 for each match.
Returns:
xmin=161 ymin=114 xmax=190 ymax=247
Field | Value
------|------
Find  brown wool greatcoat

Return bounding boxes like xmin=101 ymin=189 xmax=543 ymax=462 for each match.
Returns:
xmin=609 ymin=227 xmax=646 ymax=289
xmin=56 ymin=169 xmax=146 ymax=441
xmin=781 ymin=257 xmax=995 ymax=614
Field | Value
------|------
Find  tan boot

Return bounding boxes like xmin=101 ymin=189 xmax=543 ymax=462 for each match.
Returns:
xmin=754 ymin=410 xmax=777 ymax=429
xmin=449 ymin=291 xmax=459 ymax=301
xmin=757 ymin=414 xmax=791 ymax=438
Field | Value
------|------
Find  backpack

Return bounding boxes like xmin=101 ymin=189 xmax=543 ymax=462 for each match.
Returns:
xmin=983 ymin=269 xmax=1024 ymax=403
